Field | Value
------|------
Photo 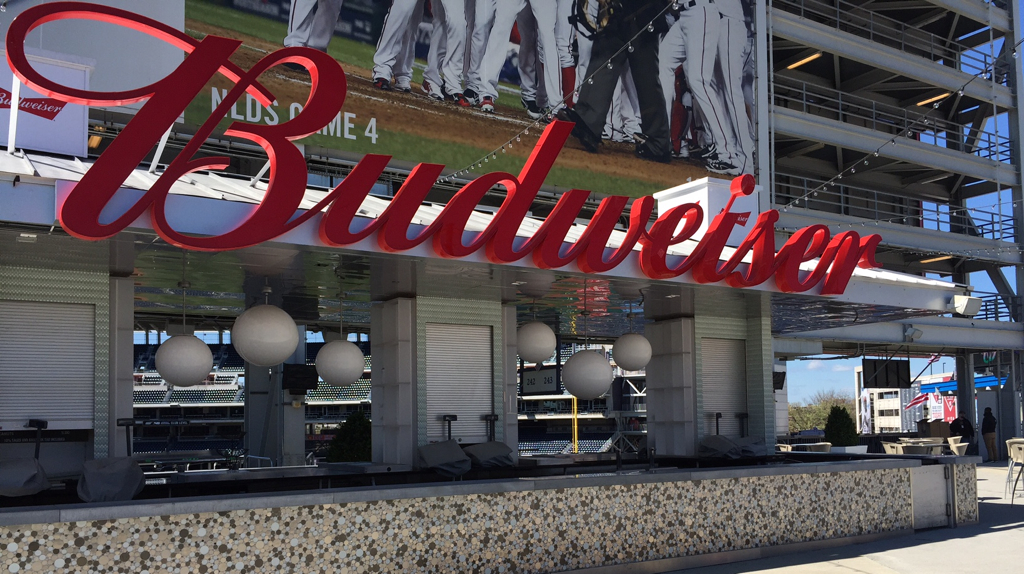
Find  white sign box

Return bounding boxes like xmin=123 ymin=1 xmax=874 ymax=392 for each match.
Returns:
xmin=0 ymin=48 xmax=92 ymax=158
xmin=653 ymin=177 xmax=763 ymax=248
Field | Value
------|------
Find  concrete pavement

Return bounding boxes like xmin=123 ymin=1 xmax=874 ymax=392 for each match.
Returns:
xmin=674 ymin=462 xmax=1024 ymax=574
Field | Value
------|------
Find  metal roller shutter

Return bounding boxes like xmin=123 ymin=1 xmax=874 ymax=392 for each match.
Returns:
xmin=425 ymin=323 xmax=492 ymax=442
xmin=702 ymin=338 xmax=747 ymax=438
xmin=0 ymin=300 xmax=95 ymax=429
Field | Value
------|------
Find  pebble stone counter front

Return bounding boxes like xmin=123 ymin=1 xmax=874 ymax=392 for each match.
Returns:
xmin=0 ymin=460 xmax=975 ymax=574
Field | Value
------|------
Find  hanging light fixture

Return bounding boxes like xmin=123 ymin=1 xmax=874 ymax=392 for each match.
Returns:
xmin=562 ymin=280 xmax=613 ymax=400
xmin=518 ymin=299 xmax=556 ymax=364
xmin=315 ymin=292 xmax=365 ymax=386
xmin=613 ymin=299 xmax=652 ymax=371
xmin=231 ymin=280 xmax=299 ymax=367
xmin=155 ymin=252 xmax=213 ymax=387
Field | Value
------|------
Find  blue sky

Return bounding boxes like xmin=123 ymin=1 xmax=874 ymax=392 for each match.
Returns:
xmin=786 ymin=356 xmax=955 ymax=404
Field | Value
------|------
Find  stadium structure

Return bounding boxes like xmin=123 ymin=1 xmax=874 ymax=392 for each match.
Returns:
xmin=0 ymin=2 xmax=1020 ymax=573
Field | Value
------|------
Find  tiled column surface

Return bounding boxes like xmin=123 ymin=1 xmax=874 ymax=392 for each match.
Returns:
xmin=954 ymin=463 xmax=979 ymax=525
xmin=0 ymin=464 xmax=916 ymax=574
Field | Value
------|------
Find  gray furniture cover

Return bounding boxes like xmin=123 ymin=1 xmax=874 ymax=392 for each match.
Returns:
xmin=463 ymin=441 xmax=516 ymax=468
xmin=0 ymin=458 xmax=49 ymax=497
xmin=418 ymin=440 xmax=472 ymax=478
xmin=77 ymin=457 xmax=145 ymax=502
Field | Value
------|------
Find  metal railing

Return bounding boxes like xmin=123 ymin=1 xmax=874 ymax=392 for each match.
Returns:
xmin=773 ymin=172 xmax=1016 ymax=242
xmin=974 ymin=292 xmax=1020 ymax=322
xmin=774 ymin=0 xmax=1006 ymax=80
xmin=773 ymin=78 xmax=1011 ymax=162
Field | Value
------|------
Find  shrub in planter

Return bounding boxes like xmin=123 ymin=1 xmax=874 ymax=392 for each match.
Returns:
xmin=327 ymin=410 xmax=372 ymax=462
xmin=824 ymin=405 xmax=859 ymax=447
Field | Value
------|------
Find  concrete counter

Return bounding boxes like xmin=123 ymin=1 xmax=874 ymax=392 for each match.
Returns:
xmin=0 ymin=457 xmax=979 ymax=574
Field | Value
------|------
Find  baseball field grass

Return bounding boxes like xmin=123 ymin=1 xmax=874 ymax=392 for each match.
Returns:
xmin=184 ymin=0 xmax=715 ymax=197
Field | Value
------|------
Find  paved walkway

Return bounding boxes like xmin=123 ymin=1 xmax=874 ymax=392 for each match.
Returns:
xmin=675 ymin=462 xmax=1024 ymax=574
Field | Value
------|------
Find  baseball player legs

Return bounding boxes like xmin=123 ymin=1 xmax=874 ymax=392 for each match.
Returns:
xmin=464 ymin=0 xmax=497 ymax=105
xmin=478 ymin=0 xmax=526 ymax=106
xmin=677 ymin=4 xmax=735 ymax=172
xmin=435 ymin=0 xmax=469 ymax=102
xmin=555 ymin=0 xmax=575 ymax=105
xmin=284 ymin=0 xmax=345 ymax=51
xmin=715 ymin=0 xmax=754 ymax=173
xmin=372 ymin=0 xmax=421 ymax=89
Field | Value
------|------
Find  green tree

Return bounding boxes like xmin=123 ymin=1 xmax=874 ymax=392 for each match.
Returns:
xmin=824 ymin=405 xmax=859 ymax=446
xmin=326 ymin=410 xmax=372 ymax=462
xmin=788 ymin=389 xmax=855 ymax=432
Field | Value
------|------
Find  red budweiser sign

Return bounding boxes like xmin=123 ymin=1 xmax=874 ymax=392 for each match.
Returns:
xmin=5 ymin=2 xmax=882 ymax=295
xmin=0 ymin=87 xmax=66 ymax=120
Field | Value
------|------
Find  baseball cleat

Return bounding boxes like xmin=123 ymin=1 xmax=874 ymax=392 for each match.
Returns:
xmin=394 ymin=79 xmax=412 ymax=93
xmin=449 ymin=93 xmax=472 ymax=107
xmin=521 ymin=97 xmax=544 ymax=120
xmin=463 ymin=88 xmax=481 ymax=106
xmin=689 ymin=143 xmax=717 ymax=160
xmin=705 ymin=155 xmax=742 ymax=175
xmin=672 ymin=147 xmax=690 ymax=159
xmin=480 ymin=97 xmax=495 ymax=113
xmin=635 ymin=143 xmax=672 ymax=164
xmin=373 ymin=77 xmax=392 ymax=91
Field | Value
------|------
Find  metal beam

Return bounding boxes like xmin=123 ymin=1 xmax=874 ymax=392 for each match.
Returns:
xmin=773 ymin=107 xmax=1019 ymax=186
xmin=841 ymin=69 xmax=898 ymax=93
xmin=777 ymin=208 xmax=1023 ymax=266
xmin=783 ymin=316 xmax=1024 ymax=350
xmin=778 ymin=141 xmax=824 ymax=158
xmin=901 ymin=171 xmax=952 ymax=186
xmin=922 ymin=0 xmax=1010 ymax=33
xmin=771 ymin=9 xmax=1013 ymax=108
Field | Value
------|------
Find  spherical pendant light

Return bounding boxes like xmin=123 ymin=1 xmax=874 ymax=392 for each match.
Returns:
xmin=613 ymin=333 xmax=652 ymax=371
xmin=517 ymin=321 xmax=557 ymax=363
xmin=315 ymin=340 xmax=365 ymax=386
xmin=561 ymin=350 xmax=613 ymax=399
xmin=155 ymin=335 xmax=213 ymax=387
xmin=231 ymin=304 xmax=299 ymax=367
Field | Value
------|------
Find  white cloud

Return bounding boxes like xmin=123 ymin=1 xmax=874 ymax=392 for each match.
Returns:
xmin=806 ymin=360 xmax=824 ymax=370
xmin=832 ymin=365 xmax=853 ymax=372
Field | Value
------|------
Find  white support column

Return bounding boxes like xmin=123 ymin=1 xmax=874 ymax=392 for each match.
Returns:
xmin=370 ymin=298 xmax=418 ymax=466
xmin=107 ymin=276 xmax=134 ymax=458
xmin=280 ymin=325 xmax=307 ymax=467
xmin=244 ymin=363 xmax=281 ymax=464
xmin=502 ymin=305 xmax=519 ymax=456
xmin=645 ymin=317 xmax=697 ymax=456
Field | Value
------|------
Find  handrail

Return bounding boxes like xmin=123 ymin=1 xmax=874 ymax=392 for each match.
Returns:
xmin=773 ymin=77 xmax=1011 ymax=163
xmin=773 ymin=0 xmax=1005 ymax=81
xmin=773 ymin=171 xmax=1016 ymax=242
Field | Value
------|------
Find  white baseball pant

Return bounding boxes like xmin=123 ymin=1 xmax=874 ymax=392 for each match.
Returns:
xmin=659 ymin=14 xmax=686 ymax=121
xmin=677 ymin=4 xmax=731 ymax=162
xmin=284 ymin=0 xmax=345 ymax=51
xmin=716 ymin=0 xmax=754 ymax=172
xmin=372 ymin=0 xmax=423 ymax=83
xmin=433 ymin=0 xmax=468 ymax=95
xmin=479 ymin=0 xmax=561 ymax=108
xmin=465 ymin=0 xmax=497 ymax=96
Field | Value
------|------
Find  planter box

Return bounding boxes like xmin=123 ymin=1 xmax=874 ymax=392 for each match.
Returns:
xmin=831 ymin=445 xmax=868 ymax=454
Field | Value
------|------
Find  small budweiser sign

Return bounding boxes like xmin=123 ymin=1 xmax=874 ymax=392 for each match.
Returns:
xmin=0 ymin=87 xmax=67 ymax=120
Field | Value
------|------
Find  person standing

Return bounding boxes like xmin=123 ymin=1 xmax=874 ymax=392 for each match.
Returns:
xmin=982 ymin=407 xmax=998 ymax=461
xmin=563 ymin=0 xmax=672 ymax=162
xmin=950 ymin=411 xmax=975 ymax=454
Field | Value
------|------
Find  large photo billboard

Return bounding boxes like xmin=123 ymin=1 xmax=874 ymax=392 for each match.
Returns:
xmin=185 ymin=0 xmax=757 ymax=196
xmin=0 ymin=0 xmax=757 ymax=196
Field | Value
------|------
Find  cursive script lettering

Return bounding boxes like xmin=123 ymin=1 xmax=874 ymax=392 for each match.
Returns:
xmin=5 ymin=2 xmax=883 ymax=295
